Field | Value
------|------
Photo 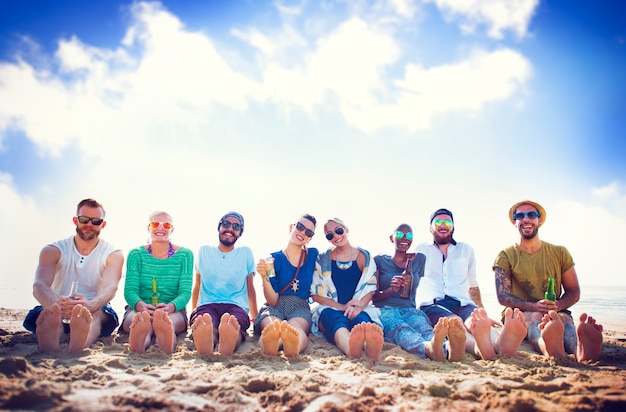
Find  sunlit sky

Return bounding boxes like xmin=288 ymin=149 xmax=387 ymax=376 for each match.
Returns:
xmin=1 ymin=0 xmax=625 ymax=313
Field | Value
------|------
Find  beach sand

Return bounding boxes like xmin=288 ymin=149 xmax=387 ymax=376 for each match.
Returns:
xmin=1 ymin=308 xmax=625 ymax=411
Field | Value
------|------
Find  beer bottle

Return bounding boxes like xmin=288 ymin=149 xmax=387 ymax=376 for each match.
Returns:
xmin=150 ymin=277 xmax=160 ymax=305
xmin=399 ymin=257 xmax=413 ymax=299
xmin=544 ymin=277 xmax=556 ymax=302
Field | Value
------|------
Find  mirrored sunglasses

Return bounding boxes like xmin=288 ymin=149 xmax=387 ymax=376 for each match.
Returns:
xmin=150 ymin=221 xmax=173 ymax=229
xmin=433 ymin=219 xmax=453 ymax=227
xmin=394 ymin=231 xmax=413 ymax=240
xmin=513 ymin=211 xmax=540 ymax=220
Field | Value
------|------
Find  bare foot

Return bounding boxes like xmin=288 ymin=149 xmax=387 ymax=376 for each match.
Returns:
xmin=280 ymin=320 xmax=301 ymax=357
xmin=347 ymin=323 xmax=366 ymax=358
xmin=576 ymin=313 xmax=603 ymax=362
xmin=217 ymin=313 xmax=240 ymax=355
xmin=260 ymin=319 xmax=282 ymax=356
xmin=469 ymin=308 xmax=497 ymax=360
xmin=538 ymin=310 xmax=566 ymax=358
xmin=425 ymin=318 xmax=447 ymax=362
xmin=129 ymin=311 xmax=152 ymax=353
xmin=153 ymin=310 xmax=176 ymax=354
xmin=191 ymin=313 xmax=214 ymax=355
xmin=364 ymin=323 xmax=384 ymax=360
xmin=447 ymin=317 xmax=467 ymax=362
xmin=496 ymin=307 xmax=527 ymax=356
xmin=36 ymin=304 xmax=63 ymax=353
xmin=68 ymin=305 xmax=92 ymax=352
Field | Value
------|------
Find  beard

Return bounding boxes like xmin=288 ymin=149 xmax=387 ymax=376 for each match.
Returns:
xmin=76 ymin=227 xmax=100 ymax=241
xmin=434 ymin=230 xmax=453 ymax=245
xmin=219 ymin=232 xmax=238 ymax=247
xmin=519 ymin=225 xmax=539 ymax=240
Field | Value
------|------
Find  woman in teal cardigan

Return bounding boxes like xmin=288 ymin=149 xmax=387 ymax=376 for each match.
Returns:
xmin=121 ymin=211 xmax=193 ymax=353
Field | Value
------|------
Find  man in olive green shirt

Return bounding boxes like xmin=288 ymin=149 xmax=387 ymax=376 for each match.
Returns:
xmin=493 ymin=200 xmax=603 ymax=362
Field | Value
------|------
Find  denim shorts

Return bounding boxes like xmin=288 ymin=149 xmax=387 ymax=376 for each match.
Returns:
xmin=420 ymin=295 xmax=477 ymax=326
xmin=23 ymin=304 xmax=119 ymax=337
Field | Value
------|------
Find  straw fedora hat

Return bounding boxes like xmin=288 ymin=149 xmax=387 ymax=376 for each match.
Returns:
xmin=508 ymin=200 xmax=546 ymax=225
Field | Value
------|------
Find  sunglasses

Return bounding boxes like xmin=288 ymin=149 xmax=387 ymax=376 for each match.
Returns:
xmin=394 ymin=231 xmax=413 ymax=240
xmin=433 ymin=219 xmax=453 ymax=227
xmin=77 ymin=216 xmax=104 ymax=226
xmin=513 ymin=211 xmax=540 ymax=220
xmin=220 ymin=220 xmax=242 ymax=231
xmin=295 ymin=222 xmax=315 ymax=238
xmin=150 ymin=221 xmax=173 ymax=229
xmin=325 ymin=226 xmax=345 ymax=241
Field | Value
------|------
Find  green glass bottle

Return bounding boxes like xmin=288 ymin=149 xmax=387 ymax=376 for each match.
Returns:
xmin=544 ymin=277 xmax=556 ymax=302
xmin=150 ymin=277 xmax=160 ymax=305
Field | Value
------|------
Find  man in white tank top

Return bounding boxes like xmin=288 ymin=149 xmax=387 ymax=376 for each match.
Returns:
xmin=23 ymin=198 xmax=124 ymax=352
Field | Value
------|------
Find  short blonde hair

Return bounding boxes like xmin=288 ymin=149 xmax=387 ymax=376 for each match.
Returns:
xmin=149 ymin=211 xmax=172 ymax=222
xmin=324 ymin=217 xmax=347 ymax=232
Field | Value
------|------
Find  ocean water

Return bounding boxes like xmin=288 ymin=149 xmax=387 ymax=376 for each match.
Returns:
xmin=482 ymin=284 xmax=626 ymax=327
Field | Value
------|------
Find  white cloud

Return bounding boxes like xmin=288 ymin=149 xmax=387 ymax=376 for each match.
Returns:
xmin=428 ymin=0 xmax=539 ymax=39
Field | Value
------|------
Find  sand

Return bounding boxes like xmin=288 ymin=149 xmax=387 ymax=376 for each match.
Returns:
xmin=1 ymin=308 xmax=625 ymax=411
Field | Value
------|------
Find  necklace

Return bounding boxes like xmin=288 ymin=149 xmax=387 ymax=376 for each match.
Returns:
xmin=336 ymin=260 xmax=353 ymax=270
xmin=334 ymin=247 xmax=355 ymax=270
xmin=147 ymin=242 xmax=175 ymax=258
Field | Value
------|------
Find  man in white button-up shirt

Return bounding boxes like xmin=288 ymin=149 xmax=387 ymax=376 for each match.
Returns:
xmin=414 ymin=208 xmax=527 ymax=360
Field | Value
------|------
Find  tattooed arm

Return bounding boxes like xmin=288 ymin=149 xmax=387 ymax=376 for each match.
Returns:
xmin=494 ymin=266 xmax=539 ymax=312
xmin=468 ymin=286 xmax=484 ymax=308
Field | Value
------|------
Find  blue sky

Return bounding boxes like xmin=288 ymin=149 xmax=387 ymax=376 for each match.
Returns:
xmin=1 ymin=0 xmax=625 ymax=311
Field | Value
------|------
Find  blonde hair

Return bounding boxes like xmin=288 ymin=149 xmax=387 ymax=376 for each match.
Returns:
xmin=149 ymin=211 xmax=172 ymax=222
xmin=324 ymin=217 xmax=347 ymax=232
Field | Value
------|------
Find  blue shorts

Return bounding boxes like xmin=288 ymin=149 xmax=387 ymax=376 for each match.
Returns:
xmin=23 ymin=304 xmax=120 ymax=338
xmin=318 ymin=308 xmax=372 ymax=344
xmin=420 ymin=295 xmax=477 ymax=326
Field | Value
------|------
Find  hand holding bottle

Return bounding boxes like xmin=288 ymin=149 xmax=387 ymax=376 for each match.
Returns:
xmin=61 ymin=281 xmax=82 ymax=323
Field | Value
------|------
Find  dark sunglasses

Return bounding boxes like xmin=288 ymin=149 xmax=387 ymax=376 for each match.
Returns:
xmin=394 ymin=231 xmax=413 ymax=240
xmin=433 ymin=219 xmax=452 ymax=227
xmin=513 ymin=211 xmax=540 ymax=220
xmin=77 ymin=216 xmax=104 ymax=226
xmin=295 ymin=222 xmax=315 ymax=238
xmin=150 ymin=221 xmax=173 ymax=229
xmin=220 ymin=220 xmax=242 ymax=231
xmin=325 ymin=226 xmax=345 ymax=241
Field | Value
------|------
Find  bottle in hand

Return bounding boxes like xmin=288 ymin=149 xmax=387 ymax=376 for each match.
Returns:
xmin=62 ymin=281 xmax=79 ymax=324
xmin=544 ymin=277 xmax=556 ymax=302
xmin=399 ymin=257 xmax=413 ymax=299
xmin=151 ymin=277 xmax=160 ymax=306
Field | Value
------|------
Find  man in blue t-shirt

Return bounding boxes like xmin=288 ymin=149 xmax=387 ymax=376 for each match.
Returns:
xmin=190 ymin=212 xmax=258 ymax=355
